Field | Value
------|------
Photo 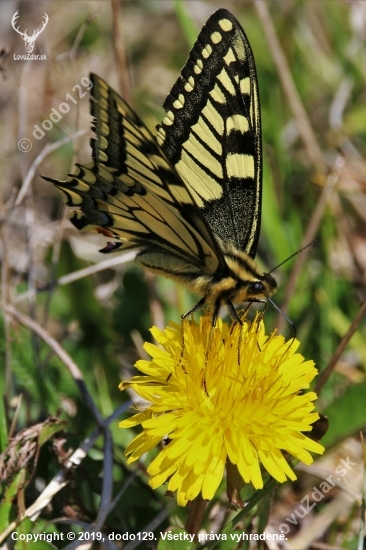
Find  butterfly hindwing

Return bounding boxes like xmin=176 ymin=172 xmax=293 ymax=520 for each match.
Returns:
xmin=156 ymin=9 xmax=261 ymax=258
xmin=45 ymin=74 xmax=222 ymax=284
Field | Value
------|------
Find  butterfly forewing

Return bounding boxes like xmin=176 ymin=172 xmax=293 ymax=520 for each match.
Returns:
xmin=156 ymin=9 xmax=261 ymax=258
xmin=46 ymin=9 xmax=277 ymax=318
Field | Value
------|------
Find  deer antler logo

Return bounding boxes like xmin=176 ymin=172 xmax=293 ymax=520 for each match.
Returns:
xmin=11 ymin=11 xmax=49 ymax=54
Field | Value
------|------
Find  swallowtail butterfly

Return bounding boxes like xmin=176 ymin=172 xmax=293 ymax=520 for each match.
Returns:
xmin=46 ymin=9 xmax=277 ymax=325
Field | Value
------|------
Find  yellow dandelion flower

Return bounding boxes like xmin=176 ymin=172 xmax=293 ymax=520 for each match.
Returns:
xmin=119 ymin=316 xmax=324 ymax=507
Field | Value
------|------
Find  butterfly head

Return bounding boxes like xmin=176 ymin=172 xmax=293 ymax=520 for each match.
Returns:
xmin=227 ymin=273 xmax=277 ymax=309
xmin=247 ymin=273 xmax=277 ymax=301
xmin=220 ymin=246 xmax=277 ymax=306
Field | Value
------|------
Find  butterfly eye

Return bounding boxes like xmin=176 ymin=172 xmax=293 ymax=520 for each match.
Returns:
xmin=249 ymin=282 xmax=264 ymax=295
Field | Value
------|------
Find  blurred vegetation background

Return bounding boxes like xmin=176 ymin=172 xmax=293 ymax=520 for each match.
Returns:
xmin=0 ymin=0 xmax=365 ymax=548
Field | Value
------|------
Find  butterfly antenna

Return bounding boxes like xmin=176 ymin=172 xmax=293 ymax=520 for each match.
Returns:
xmin=266 ymin=296 xmax=296 ymax=339
xmin=267 ymin=240 xmax=317 ymax=275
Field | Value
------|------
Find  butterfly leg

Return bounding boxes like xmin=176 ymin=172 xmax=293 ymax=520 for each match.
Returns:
xmin=227 ymin=300 xmax=243 ymax=325
xmin=226 ymin=298 xmax=267 ymax=325
xmin=229 ymin=302 xmax=253 ymax=366
xmin=181 ymin=296 xmax=206 ymax=320
xmin=205 ymin=298 xmax=221 ymax=360
xmin=255 ymin=299 xmax=268 ymax=332
xmin=202 ymin=299 xmax=222 ymax=395
xmin=179 ymin=296 xmax=207 ymax=369
xmin=227 ymin=299 xmax=266 ymax=364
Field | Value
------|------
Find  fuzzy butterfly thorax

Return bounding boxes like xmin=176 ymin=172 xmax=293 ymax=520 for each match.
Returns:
xmin=45 ymin=9 xmax=277 ymax=324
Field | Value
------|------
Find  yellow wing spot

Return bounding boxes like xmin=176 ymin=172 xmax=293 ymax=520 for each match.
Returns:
xmin=217 ymin=68 xmax=236 ymax=95
xmin=99 ymin=122 xmax=109 ymax=136
xmin=117 ymin=174 xmax=136 ymax=187
xmin=99 ymin=135 xmax=108 ymax=150
xmin=167 ymin=111 xmax=174 ymax=121
xmin=211 ymin=31 xmax=222 ymax=44
xmin=97 ymin=78 xmax=108 ymax=90
xmin=99 ymin=110 xmax=108 ymax=123
xmin=173 ymin=94 xmax=185 ymax=109
xmin=184 ymin=76 xmax=195 ymax=92
xmin=226 ymin=153 xmax=255 ymax=179
xmin=98 ymin=150 xmax=108 ymax=163
xmin=219 ymin=18 xmax=233 ymax=32
xmin=98 ymin=97 xmax=108 ymax=111
xmin=227 ymin=114 xmax=249 ymax=134
xmin=98 ymin=87 xmax=108 ymax=100
xmin=202 ymin=44 xmax=212 ymax=58
xmin=194 ymin=59 xmax=203 ymax=74
xmin=224 ymin=48 xmax=236 ymax=66
xmin=232 ymin=32 xmax=246 ymax=61
xmin=98 ymin=165 xmax=114 ymax=183
xmin=81 ymin=162 xmax=94 ymax=172
xmin=62 ymin=189 xmax=83 ymax=206
xmin=163 ymin=116 xmax=173 ymax=126
xmin=156 ymin=127 xmax=166 ymax=145
xmin=102 ymin=162 xmax=116 ymax=173
xmin=209 ymin=84 xmax=226 ymax=104
xmin=240 ymin=77 xmax=251 ymax=95
xmin=70 ymin=178 xmax=91 ymax=192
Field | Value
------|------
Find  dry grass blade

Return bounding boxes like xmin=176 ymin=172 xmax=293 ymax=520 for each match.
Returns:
xmin=15 ymin=131 xmax=87 ymax=207
xmin=315 ymin=298 xmax=366 ymax=394
xmin=5 ymin=304 xmax=103 ymax=421
xmin=111 ymin=0 xmax=132 ymax=105
xmin=254 ymin=0 xmax=326 ymax=174
xmin=277 ymin=155 xmax=345 ymax=331
xmin=14 ymin=251 xmax=136 ymax=303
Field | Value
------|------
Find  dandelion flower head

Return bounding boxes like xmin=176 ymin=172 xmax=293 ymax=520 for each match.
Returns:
xmin=120 ymin=316 xmax=324 ymax=506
